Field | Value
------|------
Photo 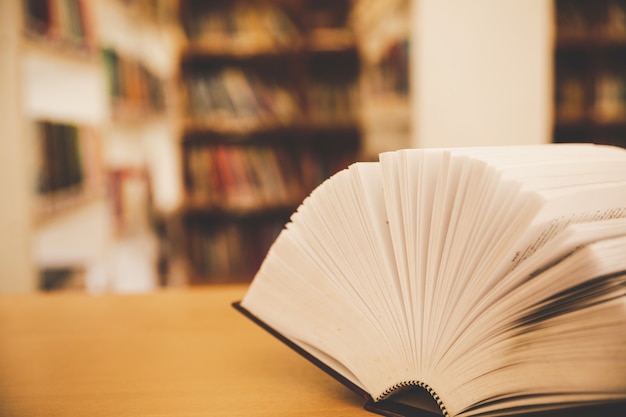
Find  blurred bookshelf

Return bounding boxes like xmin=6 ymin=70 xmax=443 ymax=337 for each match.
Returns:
xmin=178 ymin=0 xmax=362 ymax=284
xmin=18 ymin=0 xmax=181 ymax=292
xmin=101 ymin=48 xmax=168 ymax=122
xmin=95 ymin=0 xmax=181 ymax=291
xmin=23 ymin=0 xmax=103 ymax=224
xmin=554 ymin=0 xmax=626 ymax=148
xmin=20 ymin=0 xmax=109 ymax=292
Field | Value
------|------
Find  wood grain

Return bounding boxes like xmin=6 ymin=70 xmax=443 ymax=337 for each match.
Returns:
xmin=0 ymin=285 xmax=366 ymax=417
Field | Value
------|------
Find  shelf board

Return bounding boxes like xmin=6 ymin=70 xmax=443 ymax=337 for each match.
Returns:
xmin=23 ymin=35 xmax=97 ymax=62
xmin=301 ymin=120 xmax=362 ymax=134
xmin=35 ymin=186 xmax=106 ymax=226
xmin=306 ymin=28 xmax=356 ymax=53
xmin=555 ymin=118 xmax=626 ymax=130
xmin=183 ymin=118 xmax=300 ymax=135
xmin=181 ymin=32 xmax=359 ymax=61
xmin=187 ymin=273 xmax=254 ymax=285
xmin=183 ymin=200 xmax=298 ymax=218
xmin=181 ymin=41 xmax=303 ymax=62
xmin=556 ymin=34 xmax=626 ymax=50
xmin=182 ymin=119 xmax=361 ymax=140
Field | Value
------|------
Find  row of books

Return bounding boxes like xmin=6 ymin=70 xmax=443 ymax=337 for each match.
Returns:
xmin=595 ymin=71 xmax=626 ymax=121
xmin=186 ymin=219 xmax=286 ymax=280
xmin=33 ymin=121 xmax=103 ymax=216
xmin=557 ymin=0 xmax=626 ymax=40
xmin=185 ymin=68 xmax=300 ymax=130
xmin=101 ymin=48 xmax=167 ymax=118
xmin=182 ymin=2 xmax=300 ymax=51
xmin=186 ymin=145 xmax=302 ymax=210
xmin=24 ymin=0 xmax=92 ymax=48
xmin=307 ymin=80 xmax=360 ymax=125
xmin=35 ymin=121 xmax=84 ymax=194
xmin=185 ymin=144 xmax=357 ymax=211
xmin=185 ymin=68 xmax=360 ymax=130
xmin=556 ymin=71 xmax=626 ymax=123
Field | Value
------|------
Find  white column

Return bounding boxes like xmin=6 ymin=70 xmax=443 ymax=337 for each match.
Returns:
xmin=412 ymin=0 xmax=554 ymax=148
xmin=0 ymin=1 xmax=37 ymax=292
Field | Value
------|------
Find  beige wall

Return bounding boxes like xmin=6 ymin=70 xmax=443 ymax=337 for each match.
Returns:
xmin=0 ymin=1 xmax=37 ymax=292
xmin=412 ymin=0 xmax=554 ymax=148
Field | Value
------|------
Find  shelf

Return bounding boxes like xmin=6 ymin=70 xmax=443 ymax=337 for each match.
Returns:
xmin=181 ymin=42 xmax=303 ymax=61
xmin=178 ymin=0 xmax=362 ymax=284
xmin=306 ymin=28 xmax=356 ymax=52
xmin=554 ymin=1 xmax=626 ymax=150
xmin=182 ymin=119 xmax=302 ymax=136
xmin=183 ymin=200 xmax=298 ymax=218
xmin=188 ymin=273 xmax=254 ymax=285
xmin=182 ymin=119 xmax=361 ymax=138
xmin=22 ymin=35 xmax=96 ymax=61
xmin=35 ymin=186 xmax=106 ymax=225
xmin=557 ymin=34 xmax=626 ymax=47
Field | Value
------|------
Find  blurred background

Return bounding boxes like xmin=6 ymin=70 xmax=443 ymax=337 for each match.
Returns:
xmin=0 ymin=0 xmax=624 ymax=294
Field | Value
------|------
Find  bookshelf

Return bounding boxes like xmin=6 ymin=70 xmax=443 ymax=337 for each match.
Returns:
xmin=15 ymin=0 xmax=181 ymax=292
xmin=22 ymin=0 xmax=104 ymax=222
xmin=19 ymin=0 xmax=114 ymax=293
xmin=554 ymin=0 xmax=626 ymax=148
xmin=94 ymin=0 xmax=181 ymax=290
xmin=178 ymin=0 xmax=362 ymax=284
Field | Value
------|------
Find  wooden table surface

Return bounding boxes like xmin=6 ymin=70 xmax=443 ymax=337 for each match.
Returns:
xmin=0 ymin=285 xmax=368 ymax=417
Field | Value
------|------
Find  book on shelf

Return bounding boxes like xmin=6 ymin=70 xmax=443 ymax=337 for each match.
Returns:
xmin=101 ymin=48 xmax=166 ymax=116
xmin=235 ymin=143 xmax=626 ymax=417
xmin=555 ymin=0 xmax=588 ymax=40
xmin=33 ymin=120 xmax=103 ymax=217
xmin=24 ymin=0 xmax=93 ymax=49
xmin=555 ymin=74 xmax=586 ymax=123
xmin=604 ymin=0 xmax=626 ymax=39
xmin=187 ymin=217 xmax=285 ymax=281
xmin=185 ymin=68 xmax=301 ymax=130
xmin=35 ymin=120 xmax=86 ymax=195
xmin=307 ymin=79 xmax=359 ymax=126
xmin=593 ymin=71 xmax=626 ymax=123
xmin=181 ymin=1 xmax=300 ymax=53
xmin=185 ymin=145 xmax=303 ymax=210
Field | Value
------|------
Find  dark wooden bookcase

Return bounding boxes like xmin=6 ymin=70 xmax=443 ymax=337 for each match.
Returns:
xmin=554 ymin=0 xmax=626 ymax=148
xmin=178 ymin=0 xmax=362 ymax=284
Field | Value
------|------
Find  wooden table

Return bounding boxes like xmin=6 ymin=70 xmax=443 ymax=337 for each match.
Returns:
xmin=0 ymin=285 xmax=368 ymax=417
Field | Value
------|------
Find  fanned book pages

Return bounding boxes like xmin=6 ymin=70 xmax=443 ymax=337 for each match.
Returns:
xmin=234 ymin=144 xmax=626 ymax=417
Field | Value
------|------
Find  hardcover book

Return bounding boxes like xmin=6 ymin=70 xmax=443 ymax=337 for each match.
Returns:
xmin=235 ymin=144 xmax=626 ymax=416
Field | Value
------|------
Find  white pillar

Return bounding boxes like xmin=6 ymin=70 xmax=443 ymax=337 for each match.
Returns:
xmin=0 ymin=1 xmax=37 ymax=292
xmin=412 ymin=0 xmax=554 ymax=148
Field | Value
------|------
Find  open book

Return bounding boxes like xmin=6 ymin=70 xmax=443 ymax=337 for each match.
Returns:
xmin=235 ymin=144 xmax=626 ymax=417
